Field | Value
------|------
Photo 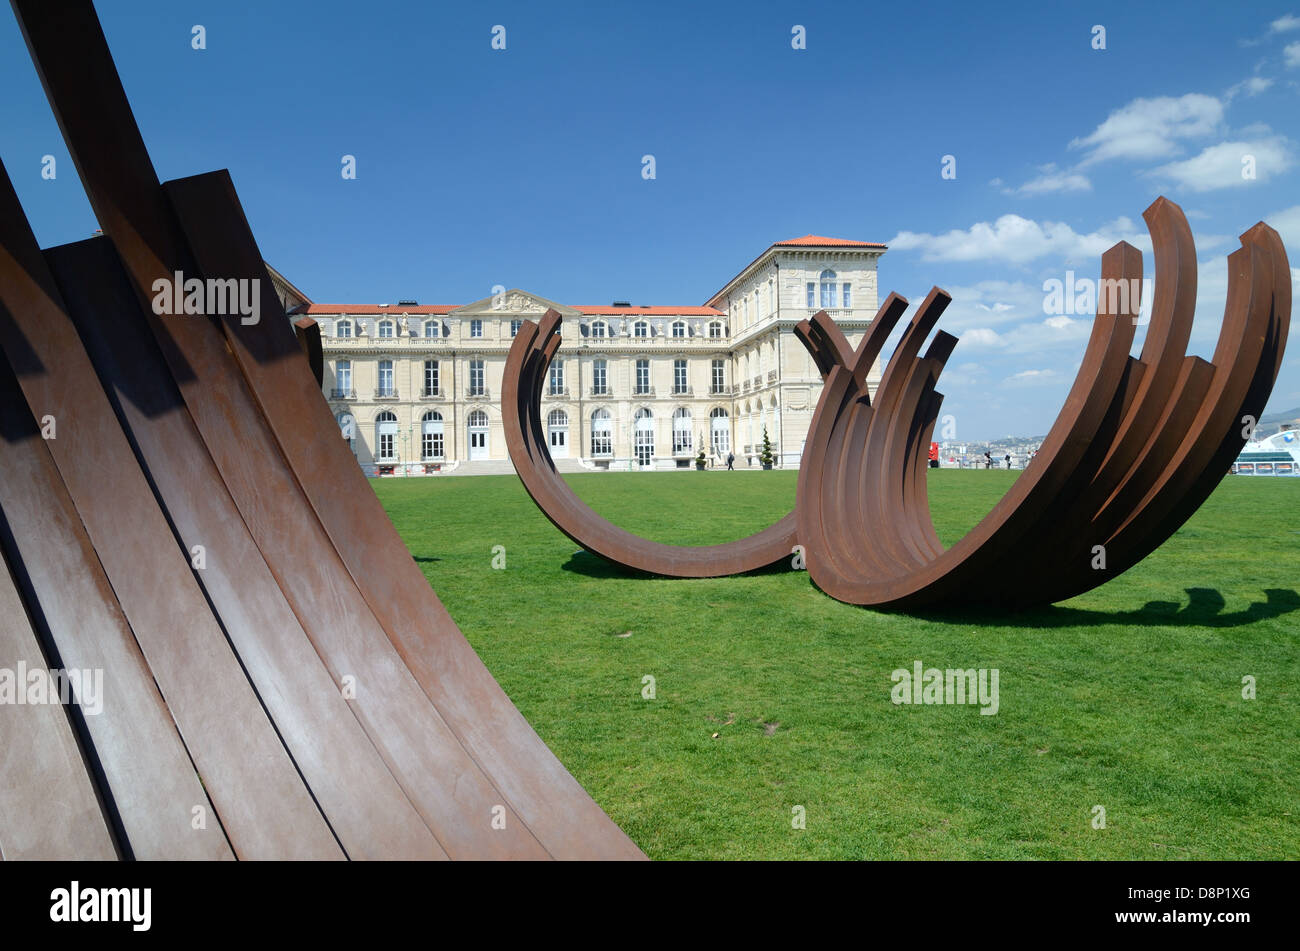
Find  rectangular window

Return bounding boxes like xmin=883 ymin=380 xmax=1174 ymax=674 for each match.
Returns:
xmin=674 ymin=359 xmax=687 ymax=394
xmin=806 ymin=282 xmax=815 ymax=308
xmin=842 ymin=283 xmax=852 ymax=308
xmin=821 ymin=281 xmax=835 ymax=309
xmin=423 ymin=360 xmax=439 ymax=397
xmin=591 ymin=421 xmax=612 ymax=456
xmin=336 ymin=321 xmax=352 ymax=338
xmin=549 ymin=361 xmax=564 ymax=396
xmin=635 ymin=359 xmax=650 ymax=395
xmin=378 ymin=321 xmax=394 ymax=338
xmin=379 ymin=432 xmax=394 ymax=460
xmin=334 ymin=360 xmax=352 ymax=398
xmin=469 ymin=359 xmax=484 ymax=396
xmin=510 ymin=319 xmax=522 ymax=337
xmin=377 ymin=359 xmax=394 ymax=398
xmin=593 ymin=359 xmax=607 ymax=395
xmin=470 ymin=319 xmax=483 ymax=338
xmin=711 ymin=359 xmax=726 ymax=394
xmin=422 ymin=430 xmax=444 ymax=460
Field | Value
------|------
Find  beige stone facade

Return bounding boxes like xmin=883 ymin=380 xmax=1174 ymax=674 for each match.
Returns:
xmin=274 ymin=236 xmax=887 ymax=474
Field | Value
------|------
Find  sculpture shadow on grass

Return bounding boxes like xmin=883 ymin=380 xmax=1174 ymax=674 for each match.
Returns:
xmin=560 ymin=549 xmax=1299 ymax=631
xmin=560 ymin=548 xmax=794 ymax=580
xmin=879 ymin=587 xmax=1300 ymax=630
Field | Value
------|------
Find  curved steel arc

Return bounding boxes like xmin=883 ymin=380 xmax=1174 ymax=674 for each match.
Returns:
xmin=504 ymin=195 xmax=1287 ymax=611
xmin=503 ymin=311 xmax=798 ymax=577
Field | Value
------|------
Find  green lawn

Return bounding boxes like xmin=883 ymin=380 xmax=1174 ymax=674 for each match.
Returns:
xmin=374 ymin=468 xmax=1300 ymax=859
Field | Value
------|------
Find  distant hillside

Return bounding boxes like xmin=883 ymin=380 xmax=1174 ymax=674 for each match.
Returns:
xmin=1261 ymin=407 xmax=1300 ymax=424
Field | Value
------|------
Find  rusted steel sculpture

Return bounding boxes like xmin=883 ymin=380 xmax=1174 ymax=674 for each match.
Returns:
xmin=0 ymin=0 xmax=643 ymax=860
xmin=504 ymin=201 xmax=1290 ymax=609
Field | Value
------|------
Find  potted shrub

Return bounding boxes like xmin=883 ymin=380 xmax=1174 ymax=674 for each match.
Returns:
xmin=759 ymin=427 xmax=775 ymax=470
xmin=695 ymin=440 xmax=707 ymax=470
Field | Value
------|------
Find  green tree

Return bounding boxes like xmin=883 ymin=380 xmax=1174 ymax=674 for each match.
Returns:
xmin=759 ymin=426 xmax=774 ymax=467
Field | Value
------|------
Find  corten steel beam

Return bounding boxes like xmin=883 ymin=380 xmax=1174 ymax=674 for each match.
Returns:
xmin=46 ymin=237 xmax=447 ymax=861
xmin=3 ymin=0 xmax=643 ymax=859
xmin=294 ymin=316 xmax=325 ymax=387
xmin=0 ymin=160 xmax=332 ymax=859
xmin=505 ymin=210 xmax=1287 ymax=609
xmin=0 ymin=473 xmax=116 ymax=861
xmin=164 ymin=173 xmax=641 ymax=859
xmin=0 ymin=347 xmax=225 ymax=859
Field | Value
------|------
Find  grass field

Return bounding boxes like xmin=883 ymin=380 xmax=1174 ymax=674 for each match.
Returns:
xmin=374 ymin=468 xmax=1299 ymax=859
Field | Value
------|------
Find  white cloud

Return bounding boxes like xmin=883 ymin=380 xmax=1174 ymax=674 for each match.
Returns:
xmin=1150 ymin=136 xmax=1294 ymax=191
xmin=962 ymin=328 xmax=1003 ymax=347
xmin=1006 ymin=368 xmax=1061 ymax=385
xmin=1272 ymin=14 xmax=1300 ymax=33
xmin=1226 ymin=76 xmax=1274 ymax=100
xmin=1285 ymin=41 xmax=1300 ymax=67
xmin=1069 ymin=94 xmax=1223 ymax=165
xmin=1004 ymin=164 xmax=1092 ymax=196
xmin=889 ymin=215 xmax=1148 ymax=265
xmin=1264 ymin=204 xmax=1300 ymax=249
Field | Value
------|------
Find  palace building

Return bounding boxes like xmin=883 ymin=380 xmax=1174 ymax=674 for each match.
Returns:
xmin=269 ymin=235 xmax=887 ymax=475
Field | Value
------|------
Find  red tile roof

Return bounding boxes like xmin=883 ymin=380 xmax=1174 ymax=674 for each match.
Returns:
xmin=774 ymin=235 xmax=887 ymax=248
xmin=303 ymin=304 xmax=458 ymax=315
xmin=573 ymin=305 xmax=723 ymax=316
xmin=303 ymin=303 xmax=723 ymax=316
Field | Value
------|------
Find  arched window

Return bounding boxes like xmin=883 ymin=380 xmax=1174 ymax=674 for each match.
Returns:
xmin=591 ymin=408 xmax=612 ymax=456
xmin=590 ymin=320 xmax=608 ymax=338
xmin=633 ymin=320 xmax=649 ymax=338
xmin=467 ymin=409 xmax=489 ymax=460
xmin=708 ymin=321 xmax=725 ymax=339
xmin=423 ymin=319 xmax=441 ymax=338
xmin=375 ymin=410 xmax=398 ymax=462
xmin=671 ymin=320 xmax=687 ymax=338
xmin=547 ymin=409 xmax=569 ymax=457
xmin=378 ymin=319 xmax=395 ymax=339
xmin=634 ymin=408 xmax=654 ymax=467
xmin=710 ymin=407 xmax=730 ymax=456
xmin=672 ymin=407 xmax=692 ymax=455
xmin=421 ymin=411 xmax=444 ymax=460
xmin=819 ymin=269 xmax=837 ymax=309
xmin=335 ymin=319 xmax=353 ymax=338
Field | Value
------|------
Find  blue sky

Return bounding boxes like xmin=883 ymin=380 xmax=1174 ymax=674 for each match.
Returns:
xmin=2 ymin=0 xmax=1297 ymax=440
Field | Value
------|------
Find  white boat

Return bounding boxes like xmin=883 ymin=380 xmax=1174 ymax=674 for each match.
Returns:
xmin=1232 ymin=429 xmax=1300 ymax=475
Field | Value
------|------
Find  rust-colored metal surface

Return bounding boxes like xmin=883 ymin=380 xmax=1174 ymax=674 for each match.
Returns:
xmin=503 ymin=310 xmax=799 ymax=577
xmin=504 ymin=202 xmax=1290 ymax=610
xmin=0 ymin=0 xmax=643 ymax=860
xmin=294 ymin=316 xmax=325 ymax=387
